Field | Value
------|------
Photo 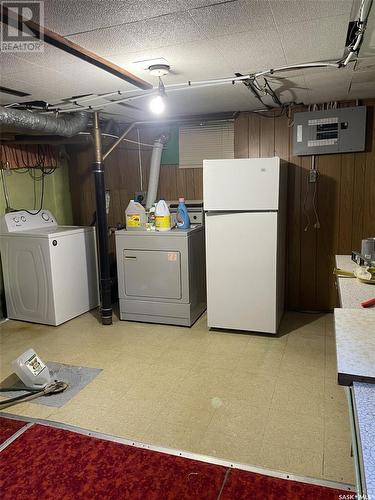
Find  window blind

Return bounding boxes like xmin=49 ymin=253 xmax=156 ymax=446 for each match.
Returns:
xmin=179 ymin=121 xmax=234 ymax=168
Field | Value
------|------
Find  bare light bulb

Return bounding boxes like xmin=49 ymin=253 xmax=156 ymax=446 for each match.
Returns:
xmin=149 ymin=95 xmax=165 ymax=114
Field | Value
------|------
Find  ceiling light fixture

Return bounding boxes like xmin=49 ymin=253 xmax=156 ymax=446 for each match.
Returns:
xmin=148 ymin=64 xmax=170 ymax=77
xmin=149 ymin=76 xmax=167 ymax=115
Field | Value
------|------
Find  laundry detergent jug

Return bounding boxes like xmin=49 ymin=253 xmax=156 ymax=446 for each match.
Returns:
xmin=155 ymin=199 xmax=171 ymax=231
xmin=125 ymin=200 xmax=146 ymax=230
xmin=176 ymin=197 xmax=190 ymax=229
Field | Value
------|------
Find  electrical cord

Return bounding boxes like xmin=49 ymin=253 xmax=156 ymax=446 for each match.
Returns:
xmin=312 ymin=179 xmax=321 ymax=229
xmin=0 ymin=386 xmax=41 ymax=392
xmin=0 ymin=381 xmax=68 ymax=410
xmin=12 ymin=170 xmax=45 ymax=214
xmin=302 ymin=171 xmax=311 ymax=232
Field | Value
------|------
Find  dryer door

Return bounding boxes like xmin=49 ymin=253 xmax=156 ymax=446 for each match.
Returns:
xmin=123 ymin=249 xmax=182 ymax=300
xmin=1 ymin=237 xmax=54 ymax=324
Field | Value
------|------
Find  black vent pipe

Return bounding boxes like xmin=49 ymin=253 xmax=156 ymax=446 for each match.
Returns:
xmin=92 ymin=112 xmax=112 ymax=325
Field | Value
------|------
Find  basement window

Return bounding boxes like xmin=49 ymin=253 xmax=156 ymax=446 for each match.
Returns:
xmin=179 ymin=121 xmax=234 ymax=168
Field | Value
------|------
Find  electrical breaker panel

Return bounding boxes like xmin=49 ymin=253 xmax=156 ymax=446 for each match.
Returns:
xmin=293 ymin=106 xmax=366 ymax=156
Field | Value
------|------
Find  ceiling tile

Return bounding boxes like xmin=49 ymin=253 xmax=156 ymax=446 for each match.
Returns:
xmin=269 ymin=0 xmax=352 ymax=26
xmin=152 ymin=83 xmax=256 ymax=116
xmin=47 ymin=62 xmax=136 ymax=102
xmin=68 ymin=11 xmax=206 ymax=56
xmin=212 ymin=29 xmax=287 ymax=74
xmin=0 ymin=52 xmax=39 ymax=76
xmin=354 ymin=56 xmax=375 ymax=71
xmin=304 ymin=88 xmax=351 ymax=104
xmin=109 ymin=39 xmax=236 ymax=85
xmin=351 ymin=69 xmax=375 ymax=83
xmin=0 ymin=75 xmax=60 ymax=103
xmin=188 ymin=0 xmax=275 ymax=38
xmin=266 ymin=75 xmax=309 ymax=105
xmin=11 ymin=45 xmax=83 ymax=72
xmin=304 ymin=67 xmax=353 ymax=88
xmin=43 ymin=0 xmax=183 ymax=36
xmin=67 ymin=28 xmax=143 ymax=58
xmin=349 ymin=81 xmax=375 ymax=99
xmin=303 ymin=69 xmax=352 ymax=104
xmin=278 ymin=15 xmax=349 ymax=64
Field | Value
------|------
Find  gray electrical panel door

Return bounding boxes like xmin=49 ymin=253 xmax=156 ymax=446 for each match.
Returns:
xmin=293 ymin=106 xmax=366 ymax=156
xmin=123 ymin=249 xmax=181 ymax=299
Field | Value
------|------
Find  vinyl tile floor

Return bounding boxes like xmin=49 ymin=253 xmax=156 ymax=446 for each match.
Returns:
xmin=0 ymin=310 xmax=354 ymax=485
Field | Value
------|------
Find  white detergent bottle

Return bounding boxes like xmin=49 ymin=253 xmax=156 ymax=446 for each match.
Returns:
xmin=155 ymin=199 xmax=171 ymax=231
xmin=125 ymin=200 xmax=146 ymax=231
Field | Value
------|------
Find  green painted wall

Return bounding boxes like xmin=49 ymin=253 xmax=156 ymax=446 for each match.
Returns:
xmin=0 ymin=164 xmax=73 ymax=317
xmin=161 ymin=125 xmax=179 ymax=165
xmin=0 ymin=165 xmax=73 ymax=223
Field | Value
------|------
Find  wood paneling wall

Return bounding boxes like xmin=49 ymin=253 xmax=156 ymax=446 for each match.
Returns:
xmin=67 ymin=127 xmax=203 ymax=256
xmin=234 ymin=100 xmax=375 ymax=311
xmin=68 ymin=99 xmax=375 ymax=311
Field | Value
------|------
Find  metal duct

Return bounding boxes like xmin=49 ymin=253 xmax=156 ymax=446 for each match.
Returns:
xmin=0 ymin=107 xmax=89 ymax=137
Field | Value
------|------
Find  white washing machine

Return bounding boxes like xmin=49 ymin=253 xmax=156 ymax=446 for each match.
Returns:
xmin=0 ymin=210 xmax=99 ymax=326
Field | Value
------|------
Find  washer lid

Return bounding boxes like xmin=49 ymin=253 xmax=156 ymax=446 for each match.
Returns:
xmin=1 ymin=226 xmax=94 ymax=238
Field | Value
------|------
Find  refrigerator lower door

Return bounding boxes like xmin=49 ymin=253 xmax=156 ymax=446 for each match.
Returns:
xmin=205 ymin=212 xmax=278 ymax=333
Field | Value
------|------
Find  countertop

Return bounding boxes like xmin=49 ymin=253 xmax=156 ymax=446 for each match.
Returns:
xmin=334 ymin=308 xmax=375 ymax=385
xmin=335 ymin=255 xmax=375 ymax=497
xmin=352 ymin=382 xmax=375 ymax=498
xmin=335 ymin=255 xmax=375 ymax=309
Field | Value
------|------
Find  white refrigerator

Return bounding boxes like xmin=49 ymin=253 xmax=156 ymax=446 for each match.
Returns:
xmin=203 ymin=157 xmax=287 ymax=334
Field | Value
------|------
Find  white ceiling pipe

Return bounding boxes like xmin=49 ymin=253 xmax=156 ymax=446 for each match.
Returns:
xmin=341 ymin=0 xmax=373 ymax=67
xmin=145 ymin=137 xmax=166 ymax=210
xmin=254 ymin=62 xmax=340 ymax=78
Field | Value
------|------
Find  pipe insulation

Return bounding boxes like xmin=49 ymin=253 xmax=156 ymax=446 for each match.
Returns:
xmin=145 ymin=137 xmax=166 ymax=209
xmin=0 ymin=107 xmax=89 ymax=137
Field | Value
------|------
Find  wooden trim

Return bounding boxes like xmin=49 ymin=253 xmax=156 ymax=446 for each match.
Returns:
xmin=2 ymin=6 xmax=152 ymax=90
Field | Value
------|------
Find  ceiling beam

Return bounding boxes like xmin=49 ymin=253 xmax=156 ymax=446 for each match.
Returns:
xmin=2 ymin=6 xmax=153 ymax=91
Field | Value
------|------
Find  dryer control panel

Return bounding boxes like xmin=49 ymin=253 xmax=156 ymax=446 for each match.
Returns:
xmin=0 ymin=210 xmax=57 ymax=233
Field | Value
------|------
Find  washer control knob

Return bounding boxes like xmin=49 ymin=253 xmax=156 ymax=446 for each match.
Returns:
xmin=21 ymin=216 xmax=26 ymax=222
xmin=13 ymin=216 xmax=20 ymax=223
xmin=41 ymin=212 xmax=50 ymax=221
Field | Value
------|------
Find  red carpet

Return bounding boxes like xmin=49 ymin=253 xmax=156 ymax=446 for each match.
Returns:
xmin=221 ymin=469 xmax=346 ymax=500
xmin=0 ymin=417 xmax=27 ymax=445
xmin=0 ymin=424 xmax=226 ymax=499
xmin=0 ymin=421 xmax=350 ymax=499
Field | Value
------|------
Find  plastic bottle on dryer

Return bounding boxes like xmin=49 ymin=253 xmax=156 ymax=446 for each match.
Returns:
xmin=176 ymin=197 xmax=190 ymax=229
xmin=125 ymin=200 xmax=146 ymax=231
xmin=155 ymin=199 xmax=171 ymax=231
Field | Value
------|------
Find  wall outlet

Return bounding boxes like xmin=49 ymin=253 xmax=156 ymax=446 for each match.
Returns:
xmin=135 ymin=191 xmax=146 ymax=204
xmin=309 ymin=169 xmax=319 ymax=183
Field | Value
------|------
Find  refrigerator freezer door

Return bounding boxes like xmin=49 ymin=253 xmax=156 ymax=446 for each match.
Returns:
xmin=203 ymin=157 xmax=280 ymax=211
xmin=205 ymin=212 xmax=278 ymax=333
